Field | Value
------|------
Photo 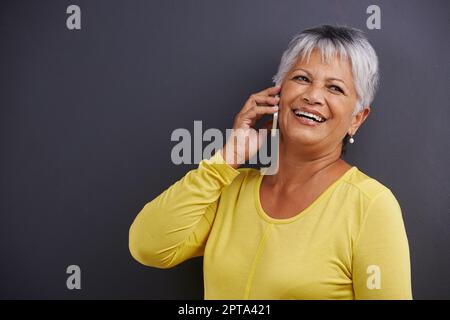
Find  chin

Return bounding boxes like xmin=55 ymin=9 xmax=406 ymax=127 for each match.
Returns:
xmin=280 ymin=128 xmax=322 ymax=146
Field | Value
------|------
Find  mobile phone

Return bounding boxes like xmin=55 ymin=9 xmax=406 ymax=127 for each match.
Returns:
xmin=271 ymin=94 xmax=280 ymax=137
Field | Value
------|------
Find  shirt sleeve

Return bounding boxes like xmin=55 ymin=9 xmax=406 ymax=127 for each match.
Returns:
xmin=129 ymin=151 xmax=241 ymax=269
xmin=352 ymin=189 xmax=413 ymax=299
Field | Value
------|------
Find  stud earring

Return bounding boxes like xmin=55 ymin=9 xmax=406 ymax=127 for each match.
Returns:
xmin=348 ymin=135 xmax=355 ymax=144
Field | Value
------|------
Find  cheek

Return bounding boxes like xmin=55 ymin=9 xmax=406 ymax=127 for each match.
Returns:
xmin=327 ymin=95 xmax=356 ymax=120
xmin=279 ymin=105 xmax=290 ymax=125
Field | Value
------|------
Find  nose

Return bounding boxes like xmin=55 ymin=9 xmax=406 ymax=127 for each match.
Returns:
xmin=302 ymin=84 xmax=324 ymax=106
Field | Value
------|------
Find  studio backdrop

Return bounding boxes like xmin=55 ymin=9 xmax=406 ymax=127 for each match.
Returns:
xmin=0 ymin=0 xmax=449 ymax=299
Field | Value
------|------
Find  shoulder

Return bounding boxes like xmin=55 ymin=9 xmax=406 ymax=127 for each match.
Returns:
xmin=343 ymin=167 xmax=402 ymax=217
xmin=343 ymin=167 xmax=393 ymax=201
xmin=232 ymin=167 xmax=261 ymax=184
xmin=344 ymin=167 xmax=404 ymax=227
xmin=340 ymin=168 xmax=408 ymax=253
xmin=218 ymin=167 xmax=261 ymax=197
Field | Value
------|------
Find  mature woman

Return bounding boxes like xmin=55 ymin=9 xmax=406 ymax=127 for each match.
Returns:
xmin=129 ymin=25 xmax=412 ymax=300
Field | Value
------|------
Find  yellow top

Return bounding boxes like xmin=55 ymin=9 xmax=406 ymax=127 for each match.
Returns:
xmin=129 ymin=152 xmax=412 ymax=300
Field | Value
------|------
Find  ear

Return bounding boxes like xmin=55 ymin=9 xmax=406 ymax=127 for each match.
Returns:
xmin=348 ymin=106 xmax=371 ymax=136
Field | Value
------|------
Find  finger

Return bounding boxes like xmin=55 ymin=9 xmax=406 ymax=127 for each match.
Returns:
xmin=246 ymin=105 xmax=279 ymax=117
xmin=241 ymin=94 xmax=280 ymax=113
xmin=254 ymin=95 xmax=280 ymax=105
xmin=243 ymin=105 xmax=279 ymax=123
xmin=256 ymin=85 xmax=281 ymax=96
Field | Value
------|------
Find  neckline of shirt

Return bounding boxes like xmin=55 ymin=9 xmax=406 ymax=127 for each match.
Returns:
xmin=253 ymin=166 xmax=358 ymax=224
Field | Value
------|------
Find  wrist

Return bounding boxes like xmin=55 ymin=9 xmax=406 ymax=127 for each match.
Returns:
xmin=218 ymin=148 xmax=241 ymax=170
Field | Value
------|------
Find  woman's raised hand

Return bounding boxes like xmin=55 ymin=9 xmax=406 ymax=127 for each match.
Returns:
xmin=219 ymin=85 xmax=281 ymax=169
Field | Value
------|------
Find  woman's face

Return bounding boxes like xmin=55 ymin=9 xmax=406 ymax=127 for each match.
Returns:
xmin=278 ymin=49 xmax=369 ymax=152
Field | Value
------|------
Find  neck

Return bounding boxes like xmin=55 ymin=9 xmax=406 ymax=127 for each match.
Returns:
xmin=268 ymin=138 xmax=344 ymax=191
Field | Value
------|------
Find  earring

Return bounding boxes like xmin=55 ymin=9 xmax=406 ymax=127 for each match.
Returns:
xmin=348 ymin=135 xmax=355 ymax=144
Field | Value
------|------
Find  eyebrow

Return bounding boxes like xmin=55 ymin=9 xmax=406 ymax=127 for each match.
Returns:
xmin=292 ymin=68 xmax=348 ymax=87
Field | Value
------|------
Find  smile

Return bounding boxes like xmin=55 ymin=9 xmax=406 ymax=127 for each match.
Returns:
xmin=292 ymin=109 xmax=327 ymax=126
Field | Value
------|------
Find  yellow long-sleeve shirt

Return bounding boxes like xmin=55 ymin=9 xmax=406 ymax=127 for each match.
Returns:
xmin=129 ymin=151 xmax=412 ymax=300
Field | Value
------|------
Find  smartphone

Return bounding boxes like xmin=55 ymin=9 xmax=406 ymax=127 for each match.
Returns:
xmin=271 ymin=94 xmax=280 ymax=137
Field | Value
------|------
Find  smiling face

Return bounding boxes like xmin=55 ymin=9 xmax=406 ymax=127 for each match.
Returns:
xmin=278 ymin=49 xmax=370 ymax=153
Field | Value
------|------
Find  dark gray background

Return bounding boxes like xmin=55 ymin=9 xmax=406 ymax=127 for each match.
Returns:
xmin=1 ymin=0 xmax=449 ymax=299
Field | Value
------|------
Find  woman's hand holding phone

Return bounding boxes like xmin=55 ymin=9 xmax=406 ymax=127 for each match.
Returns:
xmin=219 ymin=85 xmax=281 ymax=169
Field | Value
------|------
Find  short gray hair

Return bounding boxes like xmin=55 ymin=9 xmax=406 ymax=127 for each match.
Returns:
xmin=272 ymin=24 xmax=379 ymax=115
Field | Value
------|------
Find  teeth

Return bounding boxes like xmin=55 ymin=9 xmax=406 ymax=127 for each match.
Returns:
xmin=293 ymin=110 xmax=325 ymax=122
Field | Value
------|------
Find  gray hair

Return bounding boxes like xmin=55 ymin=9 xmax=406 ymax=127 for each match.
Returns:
xmin=272 ymin=25 xmax=379 ymax=116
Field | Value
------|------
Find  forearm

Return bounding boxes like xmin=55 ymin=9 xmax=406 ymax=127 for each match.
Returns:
xmin=129 ymin=150 xmax=240 ymax=268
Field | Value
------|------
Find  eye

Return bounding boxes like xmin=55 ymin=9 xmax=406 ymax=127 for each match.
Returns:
xmin=292 ymin=75 xmax=310 ymax=83
xmin=329 ymin=85 xmax=344 ymax=94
